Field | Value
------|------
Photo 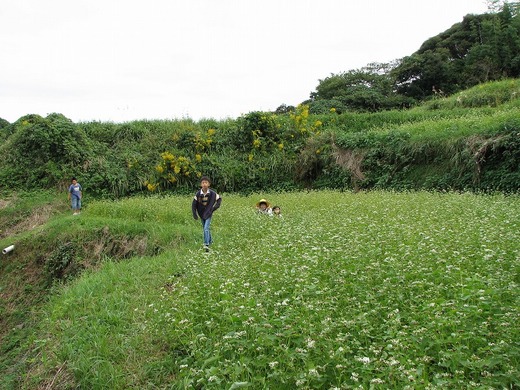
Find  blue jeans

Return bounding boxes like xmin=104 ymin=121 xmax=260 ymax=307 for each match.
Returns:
xmin=71 ymin=196 xmax=81 ymax=210
xmin=201 ymin=217 xmax=212 ymax=246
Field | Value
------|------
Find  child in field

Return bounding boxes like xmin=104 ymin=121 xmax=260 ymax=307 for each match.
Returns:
xmin=255 ymin=199 xmax=272 ymax=216
xmin=272 ymin=205 xmax=282 ymax=218
xmin=68 ymin=177 xmax=82 ymax=215
xmin=192 ymin=176 xmax=222 ymax=252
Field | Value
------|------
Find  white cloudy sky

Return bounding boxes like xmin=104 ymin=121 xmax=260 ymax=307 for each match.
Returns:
xmin=1 ymin=0 xmax=489 ymax=124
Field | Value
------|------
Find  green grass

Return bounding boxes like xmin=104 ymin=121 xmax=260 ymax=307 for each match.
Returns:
xmin=327 ymin=79 xmax=520 ymax=136
xmin=7 ymin=190 xmax=517 ymax=389
xmin=424 ymin=79 xmax=520 ymax=110
xmin=340 ymin=102 xmax=519 ymax=143
xmin=0 ymin=193 xmax=199 ymax=390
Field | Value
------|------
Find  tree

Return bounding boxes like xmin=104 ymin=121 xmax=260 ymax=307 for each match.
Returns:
xmin=0 ymin=117 xmax=10 ymax=141
xmin=274 ymin=104 xmax=295 ymax=114
xmin=0 ymin=113 xmax=92 ymax=188
xmin=393 ymin=4 xmax=520 ymax=99
xmin=310 ymin=62 xmax=412 ymax=112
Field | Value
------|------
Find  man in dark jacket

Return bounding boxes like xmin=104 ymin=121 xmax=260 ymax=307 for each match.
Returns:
xmin=192 ymin=176 xmax=222 ymax=251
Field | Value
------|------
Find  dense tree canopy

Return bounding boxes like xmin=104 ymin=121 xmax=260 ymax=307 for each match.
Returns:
xmin=0 ymin=113 xmax=92 ymax=188
xmin=394 ymin=5 xmax=520 ymax=99
xmin=307 ymin=2 xmax=520 ymax=112
xmin=307 ymin=62 xmax=414 ymax=113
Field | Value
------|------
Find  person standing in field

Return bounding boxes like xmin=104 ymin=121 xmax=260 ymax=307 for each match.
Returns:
xmin=192 ymin=176 xmax=222 ymax=252
xmin=68 ymin=177 xmax=82 ymax=215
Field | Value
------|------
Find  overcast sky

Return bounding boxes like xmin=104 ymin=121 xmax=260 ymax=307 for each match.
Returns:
xmin=1 ymin=0 xmax=489 ymax=124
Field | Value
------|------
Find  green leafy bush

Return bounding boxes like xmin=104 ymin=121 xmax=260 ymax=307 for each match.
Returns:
xmin=45 ymin=241 xmax=77 ymax=282
xmin=1 ymin=80 xmax=520 ymax=196
xmin=0 ymin=113 xmax=93 ymax=189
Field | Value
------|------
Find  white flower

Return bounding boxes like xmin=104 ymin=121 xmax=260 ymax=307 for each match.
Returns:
xmin=356 ymin=356 xmax=370 ymax=364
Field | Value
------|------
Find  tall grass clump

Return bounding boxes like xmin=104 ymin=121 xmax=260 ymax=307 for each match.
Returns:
xmin=423 ymin=79 xmax=520 ymax=110
xmin=24 ymin=191 xmax=520 ymax=389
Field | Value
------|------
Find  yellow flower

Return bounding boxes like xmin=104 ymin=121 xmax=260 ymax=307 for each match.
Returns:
xmin=156 ymin=165 xmax=164 ymax=173
xmin=174 ymin=165 xmax=181 ymax=174
xmin=253 ymin=139 xmax=261 ymax=148
xmin=195 ymin=154 xmax=202 ymax=162
xmin=161 ymin=151 xmax=174 ymax=161
xmin=316 ymin=149 xmax=321 ymax=154
xmin=278 ymin=143 xmax=284 ymax=150
xmin=248 ymin=153 xmax=254 ymax=162
xmin=330 ymin=107 xmax=336 ymax=113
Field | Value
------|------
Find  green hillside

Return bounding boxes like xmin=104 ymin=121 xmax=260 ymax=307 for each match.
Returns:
xmin=1 ymin=80 xmax=520 ymax=197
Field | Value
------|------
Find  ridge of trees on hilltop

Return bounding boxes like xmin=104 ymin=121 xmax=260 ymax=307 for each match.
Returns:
xmin=303 ymin=2 xmax=520 ymax=114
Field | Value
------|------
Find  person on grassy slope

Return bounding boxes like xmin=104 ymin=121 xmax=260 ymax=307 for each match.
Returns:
xmin=68 ymin=177 xmax=82 ymax=215
xmin=192 ymin=176 xmax=222 ymax=252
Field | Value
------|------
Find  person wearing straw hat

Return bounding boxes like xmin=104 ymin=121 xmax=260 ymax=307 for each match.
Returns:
xmin=255 ymin=199 xmax=273 ymax=216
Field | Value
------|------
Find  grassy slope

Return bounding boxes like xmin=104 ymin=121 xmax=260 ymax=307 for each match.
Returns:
xmin=331 ymin=79 xmax=520 ymax=136
xmin=329 ymin=83 xmax=520 ymax=191
xmin=3 ymin=191 xmax=519 ymax=389
xmin=0 ymin=193 xmax=198 ymax=389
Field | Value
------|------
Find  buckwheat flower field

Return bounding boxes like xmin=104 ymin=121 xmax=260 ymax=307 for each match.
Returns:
xmin=141 ymin=191 xmax=519 ymax=389
xmin=39 ymin=190 xmax=519 ymax=389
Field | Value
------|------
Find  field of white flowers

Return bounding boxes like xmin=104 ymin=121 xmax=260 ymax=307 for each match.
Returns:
xmin=40 ymin=191 xmax=519 ymax=389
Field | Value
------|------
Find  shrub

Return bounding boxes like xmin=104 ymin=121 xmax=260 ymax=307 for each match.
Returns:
xmin=45 ymin=241 xmax=77 ymax=282
xmin=0 ymin=113 xmax=93 ymax=189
